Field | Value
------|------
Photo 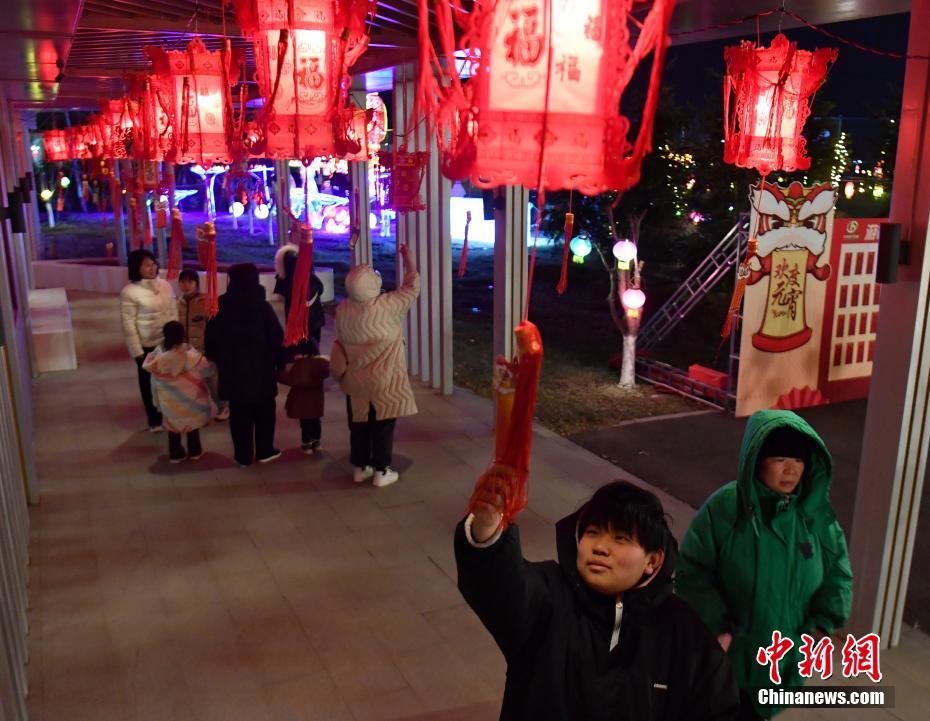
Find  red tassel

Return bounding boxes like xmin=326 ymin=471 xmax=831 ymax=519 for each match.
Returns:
xmin=467 ymin=321 xmax=544 ymax=529
xmin=457 ymin=210 xmax=472 ymax=278
xmin=195 ymin=222 xmax=219 ymax=317
xmin=166 ymin=208 xmax=186 ymax=280
xmin=556 ymin=211 xmax=574 ymax=295
xmin=721 ymin=237 xmax=758 ymax=340
xmin=284 ymin=223 xmax=314 ymax=346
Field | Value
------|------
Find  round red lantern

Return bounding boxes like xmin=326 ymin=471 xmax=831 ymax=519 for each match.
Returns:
xmin=723 ymin=34 xmax=837 ymax=175
xmin=233 ymin=0 xmax=375 ymax=161
xmin=418 ymin=0 xmax=676 ymax=194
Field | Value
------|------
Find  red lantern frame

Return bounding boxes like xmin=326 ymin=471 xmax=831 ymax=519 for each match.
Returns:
xmin=144 ymin=37 xmax=242 ymax=165
xmin=43 ymin=130 xmax=69 ymax=162
xmin=417 ymin=0 xmax=676 ymax=194
xmin=233 ymin=0 xmax=375 ymax=160
xmin=723 ymin=34 xmax=837 ymax=175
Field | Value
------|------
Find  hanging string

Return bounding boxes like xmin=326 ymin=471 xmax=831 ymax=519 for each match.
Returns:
xmin=522 ymin=0 xmax=558 ymax=323
xmin=669 ymin=6 xmax=928 ymax=61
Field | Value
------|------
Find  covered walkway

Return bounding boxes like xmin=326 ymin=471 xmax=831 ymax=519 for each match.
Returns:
xmin=25 ymin=292 xmax=930 ymax=720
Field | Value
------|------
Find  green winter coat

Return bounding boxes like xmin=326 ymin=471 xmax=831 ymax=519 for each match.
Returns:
xmin=675 ymin=410 xmax=853 ymax=718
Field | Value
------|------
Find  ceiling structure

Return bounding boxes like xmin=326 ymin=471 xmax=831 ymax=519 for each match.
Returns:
xmin=1 ymin=0 xmax=912 ymax=113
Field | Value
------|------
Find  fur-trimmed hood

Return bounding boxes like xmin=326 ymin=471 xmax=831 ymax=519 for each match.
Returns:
xmin=274 ymin=243 xmax=299 ymax=278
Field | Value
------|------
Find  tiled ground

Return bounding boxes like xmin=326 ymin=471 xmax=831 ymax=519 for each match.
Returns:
xmin=25 ymin=291 xmax=930 ymax=720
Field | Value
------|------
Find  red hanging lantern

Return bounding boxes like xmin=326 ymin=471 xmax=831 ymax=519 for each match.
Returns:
xmin=380 ymin=150 xmax=427 ymax=212
xmin=144 ymin=38 xmax=242 ymax=165
xmin=418 ymin=0 xmax=676 ymax=194
xmin=723 ymin=34 xmax=837 ymax=175
xmin=43 ymin=130 xmax=69 ymax=162
xmin=100 ymin=99 xmax=138 ymax=159
xmin=233 ymin=0 xmax=375 ymax=160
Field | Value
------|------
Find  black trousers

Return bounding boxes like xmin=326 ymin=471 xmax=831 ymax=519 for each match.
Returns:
xmin=347 ymin=398 xmax=396 ymax=471
xmin=229 ymin=398 xmax=277 ymax=466
xmin=169 ymin=429 xmax=202 ymax=460
xmin=135 ymin=347 xmax=162 ymax=427
xmin=299 ymin=418 xmax=322 ymax=444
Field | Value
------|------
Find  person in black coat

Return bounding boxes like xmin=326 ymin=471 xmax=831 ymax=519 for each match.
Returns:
xmin=455 ymin=480 xmax=740 ymax=721
xmin=205 ymin=263 xmax=284 ymax=466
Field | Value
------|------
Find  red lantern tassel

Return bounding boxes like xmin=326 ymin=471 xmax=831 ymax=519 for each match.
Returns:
xmin=284 ymin=224 xmax=314 ymax=346
xmin=721 ymin=237 xmax=758 ymax=340
xmin=556 ymin=211 xmax=575 ymax=295
xmin=196 ymin=222 xmax=219 ymax=317
xmin=467 ymin=321 xmax=544 ymax=530
xmin=457 ymin=210 xmax=472 ymax=278
xmin=166 ymin=208 xmax=186 ymax=280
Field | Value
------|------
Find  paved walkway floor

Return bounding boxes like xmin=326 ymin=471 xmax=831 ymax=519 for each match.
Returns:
xmin=25 ymin=291 xmax=930 ymax=720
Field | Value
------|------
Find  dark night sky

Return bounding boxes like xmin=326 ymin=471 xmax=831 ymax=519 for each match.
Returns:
xmin=662 ymin=12 xmax=910 ymax=118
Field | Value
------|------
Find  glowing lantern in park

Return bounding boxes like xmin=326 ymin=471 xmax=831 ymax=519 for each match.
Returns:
xmin=723 ymin=34 xmax=837 ymax=175
xmin=233 ymin=0 xmax=375 ymax=161
xmin=622 ymin=287 xmax=646 ymax=319
xmin=569 ymin=235 xmax=592 ymax=264
xmin=417 ymin=0 xmax=676 ymax=193
xmin=612 ymin=238 xmax=637 ymax=269
xmin=144 ymin=38 xmax=241 ymax=165
xmin=43 ymin=130 xmax=69 ymax=162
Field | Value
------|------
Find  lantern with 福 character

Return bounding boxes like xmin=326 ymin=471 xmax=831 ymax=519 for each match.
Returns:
xmin=144 ymin=37 xmax=242 ymax=165
xmin=233 ymin=0 xmax=375 ymax=161
xmin=43 ymin=130 xmax=69 ymax=162
xmin=723 ymin=34 xmax=837 ymax=175
xmin=417 ymin=0 xmax=676 ymax=194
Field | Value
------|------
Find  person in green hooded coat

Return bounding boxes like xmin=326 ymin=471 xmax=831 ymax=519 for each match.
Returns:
xmin=675 ymin=410 xmax=853 ymax=720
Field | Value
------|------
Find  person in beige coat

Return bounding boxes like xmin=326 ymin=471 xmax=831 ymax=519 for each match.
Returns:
xmin=331 ymin=244 xmax=419 ymax=487
xmin=120 ymin=249 xmax=178 ymax=430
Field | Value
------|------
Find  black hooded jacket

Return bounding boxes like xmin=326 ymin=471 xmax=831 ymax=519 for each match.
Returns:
xmin=204 ymin=265 xmax=284 ymax=402
xmin=454 ymin=511 xmax=739 ymax=721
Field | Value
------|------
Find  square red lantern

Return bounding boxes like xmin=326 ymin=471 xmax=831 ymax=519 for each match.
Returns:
xmin=144 ymin=38 xmax=241 ymax=165
xmin=100 ymin=99 xmax=138 ymax=159
xmin=43 ymin=130 xmax=69 ymax=162
xmin=723 ymin=34 xmax=837 ymax=175
xmin=233 ymin=0 xmax=374 ymax=160
xmin=418 ymin=0 xmax=675 ymax=194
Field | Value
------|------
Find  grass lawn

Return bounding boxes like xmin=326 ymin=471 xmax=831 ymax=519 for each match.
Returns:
xmin=42 ymin=213 xmax=732 ymax=436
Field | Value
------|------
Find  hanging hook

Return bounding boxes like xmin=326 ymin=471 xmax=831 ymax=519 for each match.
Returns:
xmin=778 ymin=0 xmax=786 ymax=34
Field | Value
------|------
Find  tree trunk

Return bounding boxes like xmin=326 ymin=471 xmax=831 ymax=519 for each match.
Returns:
xmin=620 ymin=333 xmax=637 ymax=388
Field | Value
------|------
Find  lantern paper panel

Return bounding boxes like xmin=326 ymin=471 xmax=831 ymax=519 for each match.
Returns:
xmin=723 ymin=34 xmax=837 ymax=175
xmin=234 ymin=0 xmax=374 ymax=160
xmin=145 ymin=38 xmax=241 ymax=165
xmin=100 ymin=99 xmax=138 ymax=159
xmin=43 ymin=130 xmax=70 ymax=162
xmin=128 ymin=72 xmax=175 ymax=162
xmin=418 ymin=0 xmax=676 ymax=195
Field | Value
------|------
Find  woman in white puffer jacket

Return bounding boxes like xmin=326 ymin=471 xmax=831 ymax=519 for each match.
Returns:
xmin=120 ymin=249 xmax=178 ymax=430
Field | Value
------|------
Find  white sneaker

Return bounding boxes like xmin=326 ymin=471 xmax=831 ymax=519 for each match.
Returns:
xmin=149 ymin=425 xmax=165 ymax=433
xmin=352 ymin=466 xmax=374 ymax=484
xmin=372 ymin=468 xmax=399 ymax=488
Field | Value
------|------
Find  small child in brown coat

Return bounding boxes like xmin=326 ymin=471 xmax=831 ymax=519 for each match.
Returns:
xmin=277 ymin=338 xmax=330 ymax=454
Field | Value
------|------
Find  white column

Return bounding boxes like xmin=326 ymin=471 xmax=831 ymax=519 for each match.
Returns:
xmin=849 ymin=0 xmax=930 ymax=648
xmin=350 ymin=159 xmax=372 ymax=266
xmin=274 ymin=159 xmax=290 ymax=247
xmin=493 ymin=186 xmax=530 ymax=361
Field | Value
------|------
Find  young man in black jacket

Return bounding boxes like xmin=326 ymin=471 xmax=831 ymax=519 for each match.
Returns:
xmin=455 ymin=480 xmax=740 ymax=721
